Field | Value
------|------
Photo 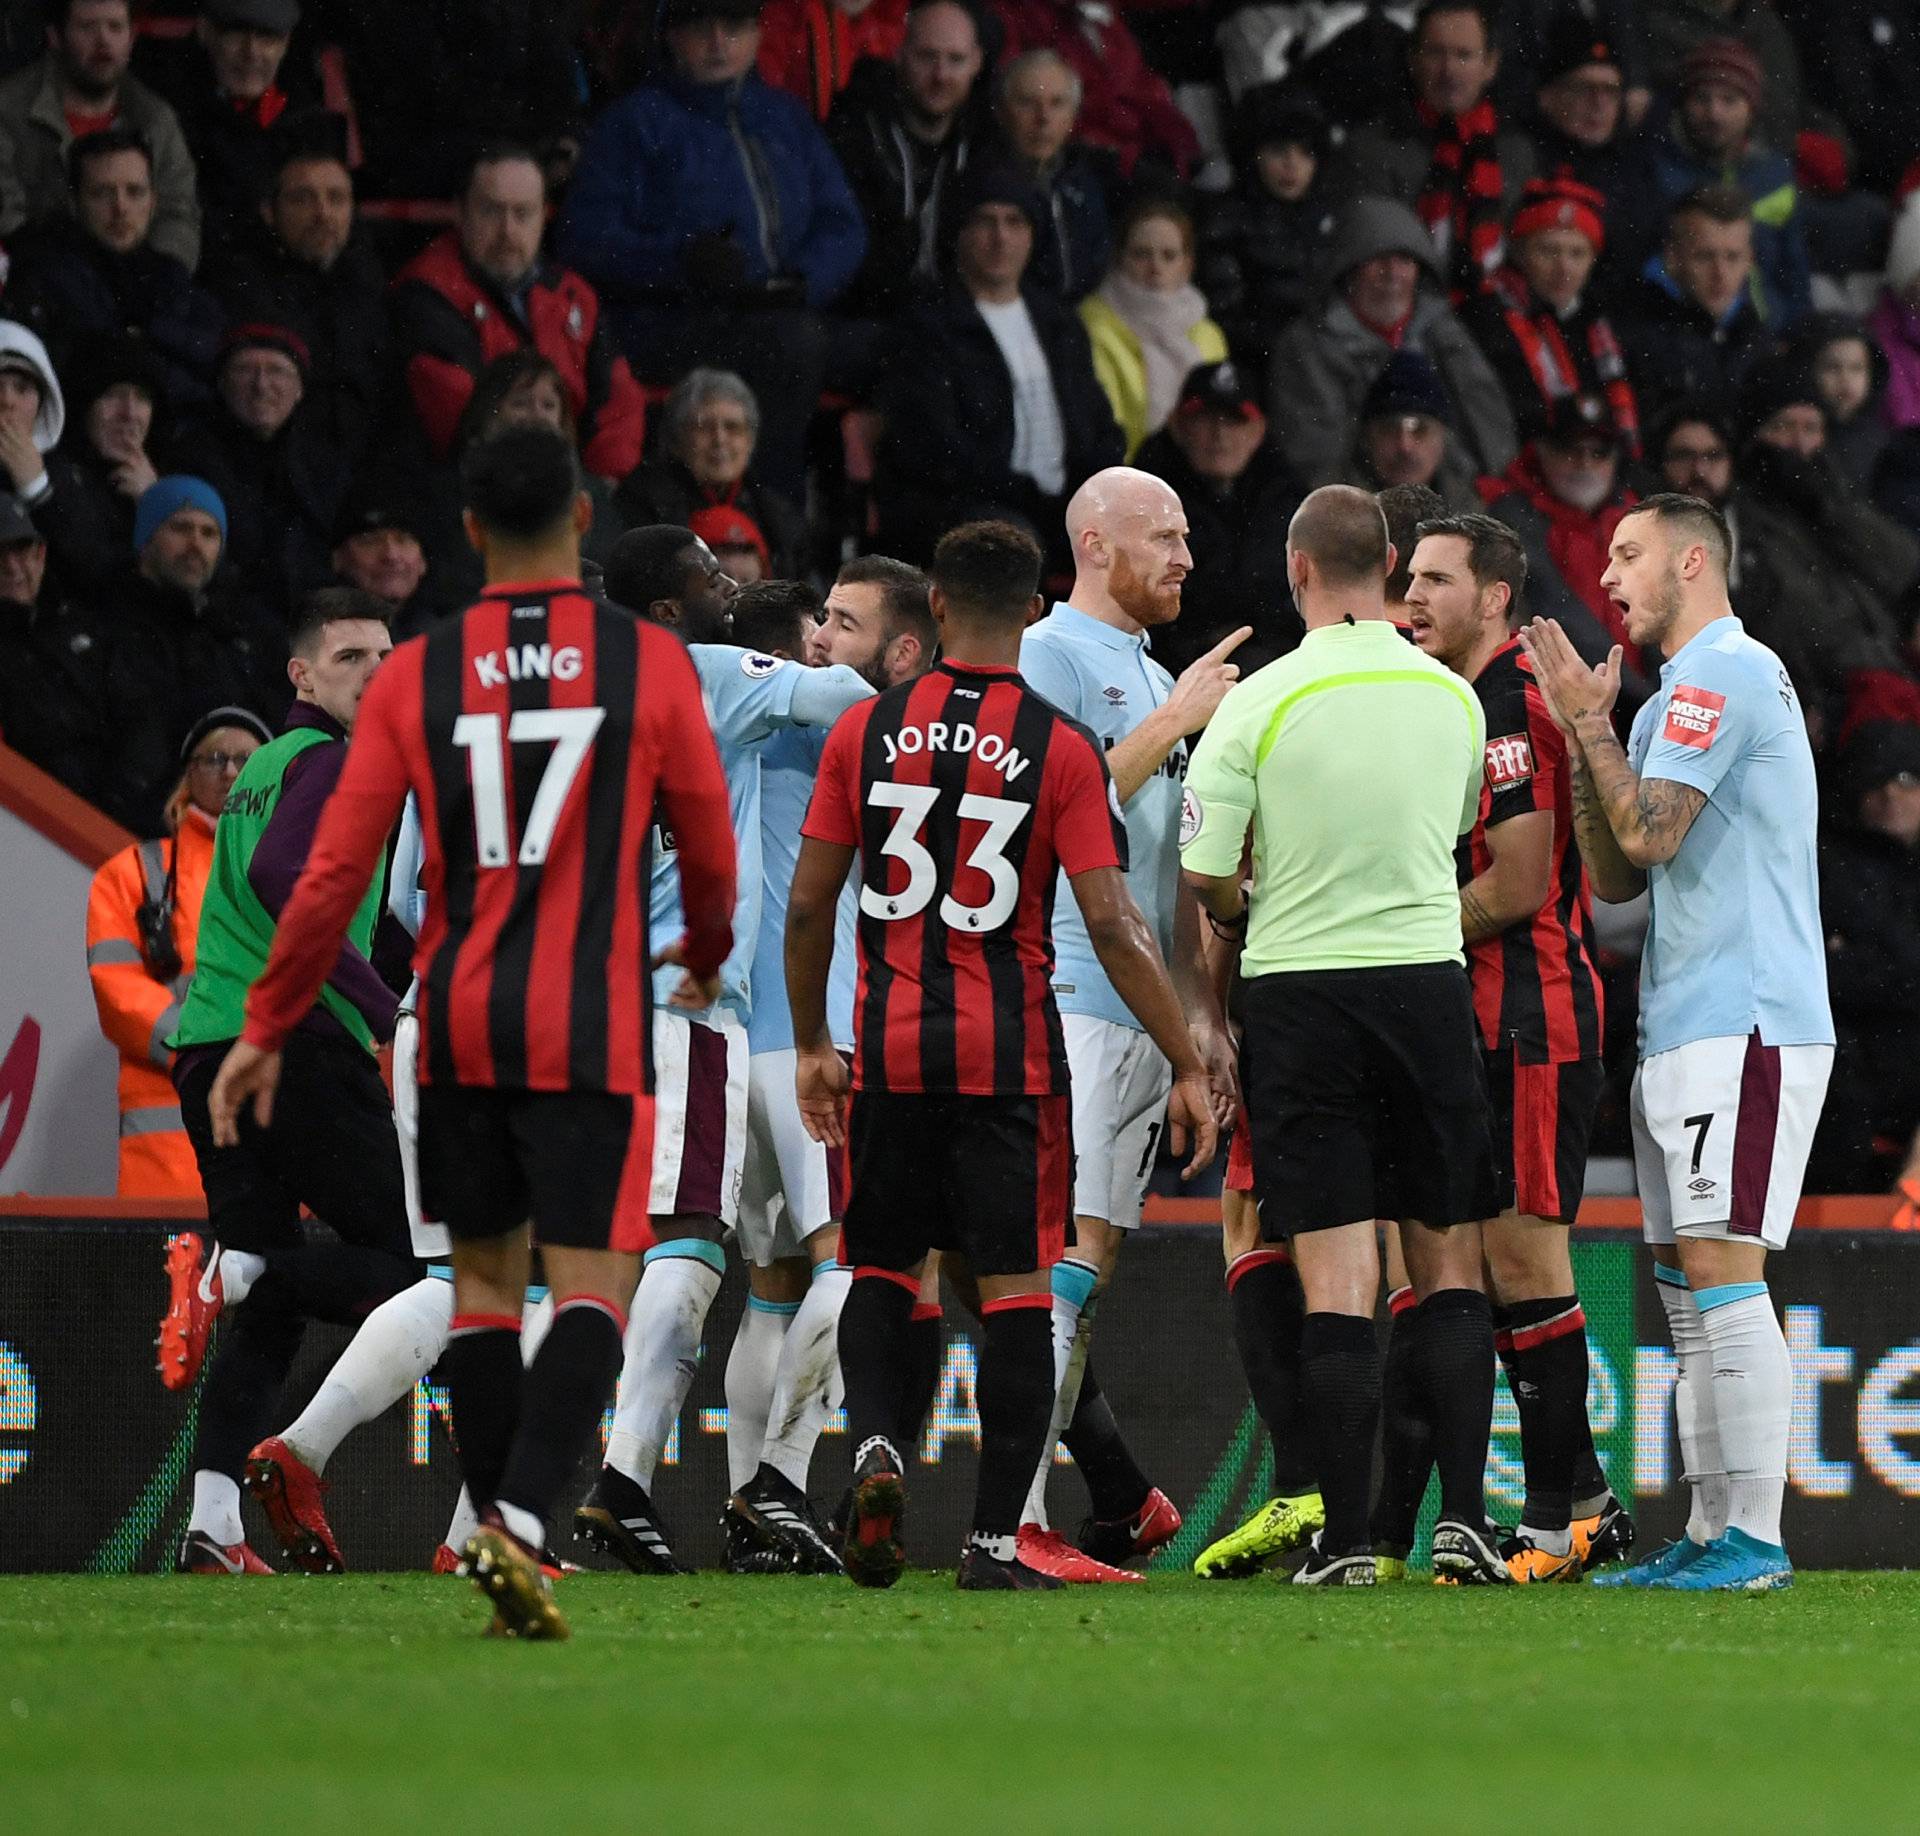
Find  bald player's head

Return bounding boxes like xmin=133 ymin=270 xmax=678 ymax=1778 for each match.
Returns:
xmin=1065 ymin=465 xmax=1191 ymax=630
xmin=1287 ymin=485 xmax=1391 ymax=618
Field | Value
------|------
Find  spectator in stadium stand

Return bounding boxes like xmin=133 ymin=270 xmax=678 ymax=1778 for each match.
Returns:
xmin=31 ymin=332 xmax=165 ymax=601
xmin=1641 ymin=0 xmax=1803 ymax=156
xmin=167 ymin=322 xmax=347 ymax=615
xmin=89 ymin=475 xmax=289 ymax=833
xmin=1791 ymin=313 xmax=1889 ymax=489
xmin=1613 ymin=185 xmax=1769 ymax=425
xmin=0 ymin=0 xmax=201 ymax=269
xmin=1266 ymin=195 xmax=1517 ymax=488
xmin=201 ymin=126 xmax=389 ymax=463
xmin=327 ymin=0 xmax=581 ymax=200
xmin=390 ymin=145 xmax=648 ymax=487
xmin=1796 ymin=0 xmax=1920 ymax=196
xmin=872 ymin=157 xmax=1123 ymax=566
xmin=689 ymin=502 xmax=772 ymax=585
xmin=143 ymin=0 xmax=312 ymax=261
xmin=0 ymin=317 xmax=65 ymax=520
xmin=1130 ymin=359 xmax=1303 ymax=673
xmin=1214 ymin=0 xmax=1415 ymax=133
xmin=1080 ymin=198 xmax=1227 ymax=458
xmin=826 ymin=0 xmax=989 ymax=324
xmin=559 ymin=0 xmax=867 ymax=507
xmin=1810 ymin=721 xmax=1920 ymax=1194
xmin=2 ymin=126 xmax=225 ymax=410
xmin=1726 ymin=358 xmax=1920 ymax=720
xmin=1335 ymin=348 xmax=1483 ymax=508
xmin=1339 ymin=0 xmax=1537 ymax=303
xmin=84 ymin=703 xmax=270 ymax=1198
xmin=0 ymin=494 xmax=112 ymax=805
xmin=1642 ymin=38 xmax=1809 ymax=326
xmin=1869 ymin=195 xmax=1920 ymax=434
xmin=758 ymin=0 xmax=909 ymax=122
xmin=991 ymin=47 xmax=1114 ymax=304
xmin=986 ymin=0 xmax=1198 ymax=179
xmin=1523 ymin=17 xmax=1658 ymax=293
xmin=1196 ymin=84 xmax=1343 ymax=371
xmin=1458 ymin=175 xmax=1640 ymax=458
xmin=328 ymin=481 xmax=435 ymax=642
xmin=1495 ymin=0 xmax=1650 ymax=120
xmin=617 ymin=368 xmax=805 ymax=581
xmin=1478 ymin=388 xmax=1651 ymax=684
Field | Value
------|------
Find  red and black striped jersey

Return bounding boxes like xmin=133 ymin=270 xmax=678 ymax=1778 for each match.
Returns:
xmin=1459 ymin=638 xmax=1604 ymax=1063
xmin=802 ymin=659 xmax=1126 ymax=1096
xmin=241 ymin=579 xmax=736 ymax=1095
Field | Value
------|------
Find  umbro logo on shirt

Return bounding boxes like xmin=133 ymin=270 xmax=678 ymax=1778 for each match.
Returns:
xmin=1102 ymin=685 xmax=1127 ymax=704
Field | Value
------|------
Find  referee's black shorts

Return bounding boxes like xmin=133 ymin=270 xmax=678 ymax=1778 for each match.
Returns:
xmin=1240 ymin=962 xmax=1496 ymax=1238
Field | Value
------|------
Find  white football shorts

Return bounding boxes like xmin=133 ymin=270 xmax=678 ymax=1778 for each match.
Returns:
xmin=737 ymin=1047 xmax=846 ymax=1266
xmin=1063 ymin=1013 xmax=1173 ymax=1232
xmin=648 ymin=1009 xmax=749 ymax=1224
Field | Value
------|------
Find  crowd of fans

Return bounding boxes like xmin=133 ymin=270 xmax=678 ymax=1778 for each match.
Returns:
xmin=5 ymin=0 xmax=1920 ymax=1198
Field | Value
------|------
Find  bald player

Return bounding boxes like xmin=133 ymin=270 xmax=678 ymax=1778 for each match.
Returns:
xmin=1010 ymin=467 xmax=1244 ymax=1582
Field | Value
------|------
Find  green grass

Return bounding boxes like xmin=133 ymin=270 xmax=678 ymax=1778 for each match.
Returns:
xmin=3 ymin=1572 xmax=1917 ymax=1832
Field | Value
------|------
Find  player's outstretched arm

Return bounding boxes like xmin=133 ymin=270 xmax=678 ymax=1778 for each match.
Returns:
xmin=1460 ymin=809 xmax=1554 ymax=942
xmin=1071 ymin=865 xmax=1218 ymax=1177
xmin=1104 ymin=626 xmax=1252 ymax=805
xmin=785 ymin=835 xmax=857 ymax=1148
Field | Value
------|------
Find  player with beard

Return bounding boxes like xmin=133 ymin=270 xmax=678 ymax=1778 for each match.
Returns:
xmin=1403 ymin=513 xmax=1633 ymax=1581
xmin=1525 ymin=496 xmax=1831 ymax=1592
xmin=574 ymin=529 xmax=875 ymax=1575
xmin=1007 ymin=467 xmax=1243 ymax=1581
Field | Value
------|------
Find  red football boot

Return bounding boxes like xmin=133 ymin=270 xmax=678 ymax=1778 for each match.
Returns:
xmin=176 ymin=1529 xmax=274 ymax=1575
xmin=1077 ymin=1487 xmax=1183 ymax=1567
xmin=244 ymin=1436 xmax=345 ymax=1574
xmin=157 ymin=1233 xmax=223 ymax=1392
xmin=1017 ymin=1524 xmax=1145 ymax=1583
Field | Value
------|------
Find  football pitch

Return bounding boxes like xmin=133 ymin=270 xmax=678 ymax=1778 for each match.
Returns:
xmin=5 ymin=1572 xmax=1919 ymax=1832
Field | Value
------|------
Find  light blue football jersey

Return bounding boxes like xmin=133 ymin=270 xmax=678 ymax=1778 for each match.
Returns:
xmin=1017 ymin=601 xmax=1184 ymax=1031
xmin=1626 ymin=616 xmax=1834 ymax=1057
xmin=649 ymin=646 xmax=867 ymax=1022
xmin=747 ymin=724 xmax=859 ymax=1054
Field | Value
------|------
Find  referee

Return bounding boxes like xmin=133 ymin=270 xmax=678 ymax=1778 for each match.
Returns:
xmin=1179 ymin=485 xmax=1497 ymax=1585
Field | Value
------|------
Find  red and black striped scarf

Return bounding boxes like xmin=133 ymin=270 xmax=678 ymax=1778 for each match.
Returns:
xmin=1416 ymin=99 xmax=1506 ymax=304
xmin=1485 ymin=268 xmax=1642 ymax=459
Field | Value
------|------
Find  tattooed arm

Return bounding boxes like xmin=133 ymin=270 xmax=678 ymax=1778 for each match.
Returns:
xmin=1569 ymin=713 xmax=1708 ymax=875
xmin=1460 ymin=809 xmax=1554 ymax=942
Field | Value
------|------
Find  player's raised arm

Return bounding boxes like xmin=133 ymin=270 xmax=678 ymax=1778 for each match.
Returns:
xmin=1101 ymin=625 xmax=1253 ymax=806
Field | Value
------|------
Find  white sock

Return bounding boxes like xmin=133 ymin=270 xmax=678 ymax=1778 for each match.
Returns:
xmin=1698 ymin=1286 xmax=1790 ymax=1548
xmin=1656 ymin=1269 xmax=1727 ymax=1544
xmin=762 ymin=1262 xmax=851 ymax=1491
xmin=189 ymin=1470 xmax=244 ymax=1544
xmin=442 ymin=1291 xmax=556 ymax=1551
xmin=496 ymin=1499 xmax=544 ymax=1551
xmin=1022 ymin=1258 xmax=1100 ymax=1531
xmin=604 ymin=1244 xmax=723 ymax=1491
xmin=215 ymin=1249 xmax=263 ymax=1306
xmin=284 ymin=1277 xmax=452 ymax=1473
xmin=725 ymin=1295 xmax=797 ymax=1492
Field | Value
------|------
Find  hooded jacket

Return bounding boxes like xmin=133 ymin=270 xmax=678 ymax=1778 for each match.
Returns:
xmin=0 ymin=318 xmax=65 ymax=451
xmin=1265 ymin=196 xmax=1518 ymax=485
xmin=558 ymin=68 xmax=867 ymax=310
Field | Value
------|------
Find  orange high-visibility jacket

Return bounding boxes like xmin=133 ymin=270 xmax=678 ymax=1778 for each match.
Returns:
xmin=84 ymin=810 xmax=215 ymax=1198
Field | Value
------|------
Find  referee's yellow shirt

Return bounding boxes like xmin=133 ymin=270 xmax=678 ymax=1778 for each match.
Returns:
xmin=1179 ymin=618 xmax=1485 ymax=975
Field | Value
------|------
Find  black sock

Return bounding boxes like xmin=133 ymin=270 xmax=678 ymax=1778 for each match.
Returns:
xmin=497 ymin=1298 xmax=625 ymax=1538
xmin=839 ymin=1271 xmax=916 ymax=1461
xmin=973 ymin=1300 xmax=1054 ymax=1547
xmin=193 ymin=1278 xmax=306 ymax=1482
xmin=1226 ymin=1249 xmax=1315 ymax=1495
xmin=1300 ymin=1311 xmax=1381 ymax=1554
xmin=443 ymin=1313 xmax=523 ymax=1514
xmin=1408 ymin=1287 xmax=1495 ymax=1528
xmin=1062 ymin=1357 xmax=1151 ymax=1522
xmin=1371 ymin=1296 xmax=1434 ymax=1552
xmin=1501 ymin=1295 xmax=1592 ymax=1534
xmin=898 ymin=1304 xmax=944 ymax=1448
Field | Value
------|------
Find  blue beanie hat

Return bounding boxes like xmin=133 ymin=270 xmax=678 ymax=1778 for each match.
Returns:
xmin=134 ymin=475 xmax=228 ymax=555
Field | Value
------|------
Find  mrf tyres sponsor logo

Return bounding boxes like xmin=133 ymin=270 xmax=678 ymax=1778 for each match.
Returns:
xmin=1661 ymin=684 xmax=1726 ymax=751
xmin=1485 ymin=733 xmax=1534 ymax=788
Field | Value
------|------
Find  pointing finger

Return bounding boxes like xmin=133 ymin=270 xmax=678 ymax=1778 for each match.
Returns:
xmin=1207 ymin=625 xmax=1255 ymax=661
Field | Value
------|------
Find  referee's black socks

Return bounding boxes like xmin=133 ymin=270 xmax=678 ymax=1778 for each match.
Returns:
xmin=1300 ymin=1312 xmax=1382 ymax=1553
xmin=1226 ymin=1249 xmax=1316 ymax=1496
xmin=1408 ymin=1288 xmax=1496 ymax=1529
xmin=973 ymin=1296 xmax=1055 ymax=1558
